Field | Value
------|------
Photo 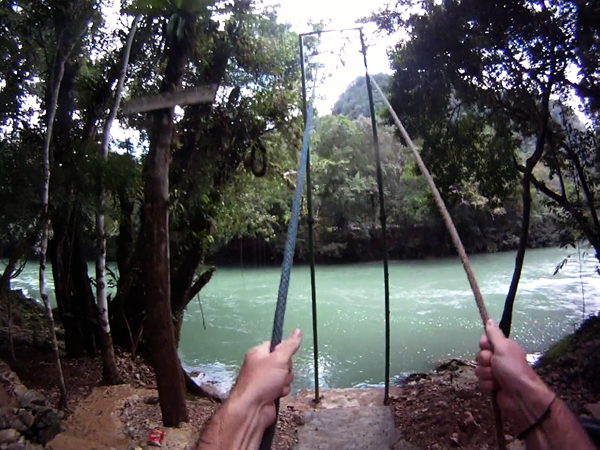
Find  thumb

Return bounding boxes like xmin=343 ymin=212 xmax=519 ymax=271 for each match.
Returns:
xmin=485 ymin=319 xmax=506 ymax=350
xmin=276 ymin=329 xmax=303 ymax=359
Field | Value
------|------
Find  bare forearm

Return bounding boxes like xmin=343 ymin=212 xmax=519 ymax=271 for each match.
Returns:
xmin=197 ymin=397 xmax=264 ymax=450
xmin=524 ymin=399 xmax=594 ymax=450
xmin=514 ymin=378 xmax=594 ymax=450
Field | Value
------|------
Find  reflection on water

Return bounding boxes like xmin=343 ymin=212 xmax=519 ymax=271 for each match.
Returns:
xmin=7 ymin=247 xmax=600 ymax=396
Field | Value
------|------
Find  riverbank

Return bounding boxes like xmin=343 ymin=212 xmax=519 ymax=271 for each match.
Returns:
xmin=389 ymin=315 xmax=600 ymax=449
xmin=1 ymin=290 xmax=599 ymax=449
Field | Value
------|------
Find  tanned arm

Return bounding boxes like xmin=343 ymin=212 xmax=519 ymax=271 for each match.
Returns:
xmin=197 ymin=329 xmax=302 ymax=450
xmin=476 ymin=320 xmax=594 ymax=450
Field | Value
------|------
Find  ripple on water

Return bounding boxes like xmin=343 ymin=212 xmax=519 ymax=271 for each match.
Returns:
xmin=5 ymin=248 xmax=600 ymax=392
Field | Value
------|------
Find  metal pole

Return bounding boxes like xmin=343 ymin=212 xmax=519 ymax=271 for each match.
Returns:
xmin=359 ymin=28 xmax=391 ymax=405
xmin=299 ymin=27 xmax=361 ymax=38
xmin=299 ymin=35 xmax=320 ymax=403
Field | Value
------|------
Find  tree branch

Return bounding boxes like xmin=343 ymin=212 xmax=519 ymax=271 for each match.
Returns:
xmin=184 ymin=266 xmax=216 ymax=307
xmin=562 ymin=142 xmax=600 ymax=230
xmin=517 ymin=164 xmax=600 ymax=256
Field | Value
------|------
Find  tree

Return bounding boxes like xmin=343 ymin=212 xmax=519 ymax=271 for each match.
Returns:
xmin=140 ymin=0 xmax=209 ymax=425
xmin=372 ymin=0 xmax=600 ymax=336
xmin=35 ymin=0 xmax=98 ymax=411
xmin=332 ymin=73 xmax=390 ymax=119
xmin=95 ymin=14 xmax=142 ymax=386
xmin=99 ymin=0 xmax=307 ymax=424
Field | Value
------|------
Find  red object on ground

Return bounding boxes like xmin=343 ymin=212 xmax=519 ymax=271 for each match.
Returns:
xmin=148 ymin=429 xmax=165 ymax=447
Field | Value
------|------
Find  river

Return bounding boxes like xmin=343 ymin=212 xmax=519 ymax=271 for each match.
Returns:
xmin=6 ymin=247 xmax=600 ymax=395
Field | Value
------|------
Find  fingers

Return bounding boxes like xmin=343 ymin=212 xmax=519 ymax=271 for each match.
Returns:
xmin=485 ymin=319 xmax=506 ymax=350
xmin=475 ymin=364 xmax=494 ymax=381
xmin=276 ymin=329 xmax=303 ymax=360
xmin=476 ymin=349 xmax=493 ymax=367
xmin=475 ymin=364 xmax=498 ymax=392
xmin=479 ymin=334 xmax=493 ymax=351
xmin=475 ymin=348 xmax=498 ymax=392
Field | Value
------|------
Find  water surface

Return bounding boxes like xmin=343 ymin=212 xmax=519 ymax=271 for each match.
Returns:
xmin=8 ymin=247 xmax=599 ymax=394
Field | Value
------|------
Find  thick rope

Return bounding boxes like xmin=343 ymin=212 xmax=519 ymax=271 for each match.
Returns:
xmin=369 ymin=75 xmax=507 ymax=450
xmin=258 ymin=73 xmax=318 ymax=450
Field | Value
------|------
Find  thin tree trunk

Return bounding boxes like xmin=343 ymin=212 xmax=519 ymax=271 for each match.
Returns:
xmin=96 ymin=14 xmax=141 ymax=386
xmin=40 ymin=56 xmax=69 ymax=411
xmin=500 ymin=86 xmax=552 ymax=338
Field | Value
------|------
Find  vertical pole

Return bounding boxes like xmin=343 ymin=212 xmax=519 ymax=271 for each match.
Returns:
xmin=300 ymin=35 xmax=320 ymax=403
xmin=360 ymin=29 xmax=391 ymax=405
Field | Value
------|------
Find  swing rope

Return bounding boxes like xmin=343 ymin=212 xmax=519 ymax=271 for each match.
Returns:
xmin=369 ymin=74 xmax=506 ymax=450
xmin=258 ymin=70 xmax=319 ymax=450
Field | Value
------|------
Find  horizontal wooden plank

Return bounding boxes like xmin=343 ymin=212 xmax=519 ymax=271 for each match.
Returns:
xmin=122 ymin=84 xmax=219 ymax=114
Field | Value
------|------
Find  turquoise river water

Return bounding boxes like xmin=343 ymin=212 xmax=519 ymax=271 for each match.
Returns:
xmin=8 ymin=247 xmax=600 ymax=394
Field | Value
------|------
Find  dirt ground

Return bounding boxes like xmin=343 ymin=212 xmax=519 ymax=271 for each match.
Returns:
xmin=390 ymin=316 xmax=600 ymax=450
xmin=390 ymin=360 xmax=513 ymax=449
xmin=0 ymin=343 xmax=298 ymax=449
xmin=1 ymin=290 xmax=599 ymax=450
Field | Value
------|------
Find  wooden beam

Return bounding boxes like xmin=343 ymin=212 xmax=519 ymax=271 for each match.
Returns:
xmin=122 ymin=84 xmax=219 ymax=114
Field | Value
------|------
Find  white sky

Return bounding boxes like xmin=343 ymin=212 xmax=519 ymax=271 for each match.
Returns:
xmin=269 ymin=0 xmax=400 ymax=113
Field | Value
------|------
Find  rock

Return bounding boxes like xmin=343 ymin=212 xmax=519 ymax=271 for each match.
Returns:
xmin=14 ymin=412 xmax=32 ymax=431
xmin=0 ymin=407 xmax=15 ymax=430
xmin=17 ymin=391 xmax=45 ymax=409
xmin=461 ymin=411 xmax=477 ymax=435
xmin=449 ymin=432 xmax=461 ymax=447
xmin=0 ymin=430 xmax=19 ymax=445
xmin=403 ymin=373 xmax=431 ymax=385
xmin=508 ymin=439 xmax=526 ymax=450
xmin=32 ymin=408 xmax=63 ymax=445
xmin=144 ymin=396 xmax=159 ymax=405
xmin=12 ymin=386 xmax=27 ymax=401
xmin=584 ymin=402 xmax=600 ymax=419
xmin=290 ymin=412 xmax=304 ymax=426
xmin=0 ymin=409 xmax=30 ymax=433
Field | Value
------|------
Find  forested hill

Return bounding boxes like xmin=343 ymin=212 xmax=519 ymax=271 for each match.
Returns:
xmin=332 ymin=73 xmax=390 ymax=119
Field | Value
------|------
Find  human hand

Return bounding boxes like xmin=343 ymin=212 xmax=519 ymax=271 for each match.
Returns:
xmin=229 ymin=329 xmax=303 ymax=430
xmin=475 ymin=320 xmax=554 ymax=423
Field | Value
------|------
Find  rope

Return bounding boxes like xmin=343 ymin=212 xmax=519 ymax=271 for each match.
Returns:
xmin=258 ymin=72 xmax=318 ymax=450
xmin=369 ymin=75 xmax=507 ymax=450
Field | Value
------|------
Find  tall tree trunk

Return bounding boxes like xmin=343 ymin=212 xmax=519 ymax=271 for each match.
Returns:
xmin=500 ymin=85 xmax=552 ymax=337
xmin=40 ymin=56 xmax=68 ymax=411
xmin=95 ymin=14 xmax=140 ymax=386
xmin=143 ymin=36 xmax=190 ymax=426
